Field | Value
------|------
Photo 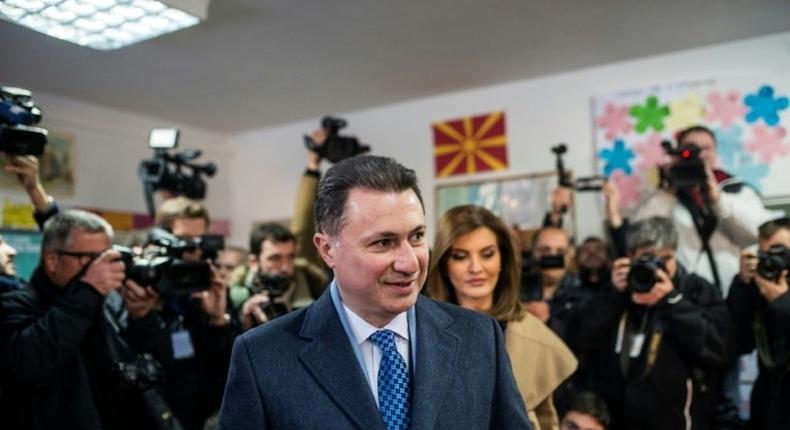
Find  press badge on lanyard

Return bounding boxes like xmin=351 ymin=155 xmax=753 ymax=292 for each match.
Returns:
xmin=172 ymin=318 xmax=195 ymax=360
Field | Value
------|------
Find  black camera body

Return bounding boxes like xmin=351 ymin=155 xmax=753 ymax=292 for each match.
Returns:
xmin=662 ymin=141 xmax=707 ymax=189
xmin=304 ymin=116 xmax=370 ymax=163
xmin=138 ymin=129 xmax=217 ymax=218
xmin=757 ymin=244 xmax=790 ymax=282
xmin=115 ymin=228 xmax=224 ymax=296
xmin=113 ymin=352 xmax=165 ymax=391
xmin=538 ymin=254 xmax=565 ymax=270
xmin=628 ymin=254 xmax=666 ymax=294
xmin=0 ymin=86 xmax=48 ymax=156
xmin=255 ymin=272 xmax=291 ymax=321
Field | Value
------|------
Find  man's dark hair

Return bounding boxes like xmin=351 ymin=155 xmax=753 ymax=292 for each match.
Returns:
xmin=563 ymin=391 xmax=610 ymax=428
xmin=249 ymin=223 xmax=295 ymax=257
xmin=758 ymin=216 xmax=790 ymax=241
xmin=315 ymin=155 xmax=424 ymax=236
xmin=676 ymin=125 xmax=716 ymax=147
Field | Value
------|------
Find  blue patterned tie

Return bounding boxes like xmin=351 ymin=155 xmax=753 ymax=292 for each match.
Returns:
xmin=370 ymin=329 xmax=410 ymax=430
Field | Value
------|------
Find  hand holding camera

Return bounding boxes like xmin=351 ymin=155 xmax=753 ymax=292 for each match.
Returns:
xmin=631 ymin=266 xmax=674 ymax=307
xmin=122 ymin=279 xmax=160 ymax=319
xmin=738 ymin=248 xmax=758 ymax=284
xmin=610 ymin=256 xmax=674 ymax=306
xmin=306 ymin=128 xmax=327 ymax=171
xmin=240 ymin=293 xmax=270 ymax=330
xmin=193 ymin=264 xmax=229 ymax=326
xmin=82 ymin=249 xmax=126 ymax=296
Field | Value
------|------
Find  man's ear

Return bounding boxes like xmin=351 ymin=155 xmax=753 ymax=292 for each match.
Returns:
xmin=42 ymin=250 xmax=58 ymax=276
xmin=313 ymin=232 xmax=336 ymax=268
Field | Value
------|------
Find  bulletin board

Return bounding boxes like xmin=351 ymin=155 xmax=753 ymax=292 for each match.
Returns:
xmin=434 ymin=171 xmax=573 ymax=236
xmin=592 ymin=74 xmax=790 ymax=213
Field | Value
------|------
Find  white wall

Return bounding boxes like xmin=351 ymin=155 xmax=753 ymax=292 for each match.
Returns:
xmin=0 ymin=91 xmax=233 ymax=224
xmin=228 ymin=31 xmax=790 ymax=247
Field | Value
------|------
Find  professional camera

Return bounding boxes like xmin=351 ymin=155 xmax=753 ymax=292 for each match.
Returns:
xmin=551 ymin=144 xmax=605 ymax=192
xmin=757 ymin=244 xmax=790 ymax=282
xmin=112 ymin=353 xmax=183 ymax=430
xmin=538 ymin=254 xmax=565 ymax=269
xmin=0 ymin=86 xmax=48 ymax=156
xmin=254 ymin=272 xmax=291 ymax=321
xmin=115 ymin=228 xmax=224 ymax=296
xmin=628 ymin=254 xmax=665 ymax=294
xmin=661 ymin=141 xmax=706 ymax=189
xmin=304 ymin=116 xmax=370 ymax=163
xmin=138 ymin=128 xmax=217 ymax=217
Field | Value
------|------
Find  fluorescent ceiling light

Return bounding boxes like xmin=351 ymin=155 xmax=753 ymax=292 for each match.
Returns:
xmin=0 ymin=0 xmax=210 ymax=51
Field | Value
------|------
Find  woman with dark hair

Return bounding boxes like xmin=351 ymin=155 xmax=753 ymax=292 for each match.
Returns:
xmin=427 ymin=205 xmax=577 ymax=430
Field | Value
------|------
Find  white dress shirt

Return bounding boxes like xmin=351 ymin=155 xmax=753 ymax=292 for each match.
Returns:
xmin=341 ymin=302 xmax=410 ymax=406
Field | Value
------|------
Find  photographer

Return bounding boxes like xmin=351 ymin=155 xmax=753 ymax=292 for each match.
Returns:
xmin=236 ymin=222 xmax=329 ymax=330
xmin=575 ymin=216 xmax=732 ymax=430
xmin=522 ymin=226 xmax=590 ymax=343
xmin=727 ymin=217 xmax=790 ymax=428
xmin=0 ymin=210 xmax=149 ymax=429
xmin=630 ymin=125 xmax=780 ymax=294
xmin=232 ymin=128 xmax=336 ymax=330
xmin=120 ymin=197 xmax=236 ymax=430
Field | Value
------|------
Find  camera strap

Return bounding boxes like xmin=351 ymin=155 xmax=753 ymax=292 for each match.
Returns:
xmin=616 ymin=309 xmax=663 ymax=382
xmin=676 ymin=188 xmax=722 ymax=291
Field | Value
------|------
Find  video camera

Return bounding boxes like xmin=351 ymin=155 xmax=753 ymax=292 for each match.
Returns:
xmin=304 ymin=116 xmax=370 ymax=163
xmin=661 ymin=140 xmax=706 ymax=189
xmin=627 ymin=254 xmax=665 ymax=294
xmin=757 ymin=244 xmax=790 ymax=282
xmin=551 ymin=144 xmax=606 ymax=191
xmin=138 ymin=128 xmax=217 ymax=218
xmin=0 ymin=86 xmax=48 ymax=156
xmin=115 ymin=228 xmax=224 ymax=296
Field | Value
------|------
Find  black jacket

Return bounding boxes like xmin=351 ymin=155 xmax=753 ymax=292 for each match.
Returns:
xmin=125 ymin=295 xmax=236 ymax=430
xmin=727 ymin=275 xmax=790 ymax=429
xmin=575 ymin=269 xmax=733 ymax=430
xmin=0 ymin=268 xmax=147 ymax=430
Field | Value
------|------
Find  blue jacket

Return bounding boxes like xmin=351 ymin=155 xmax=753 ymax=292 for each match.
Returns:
xmin=219 ymin=290 xmax=531 ymax=429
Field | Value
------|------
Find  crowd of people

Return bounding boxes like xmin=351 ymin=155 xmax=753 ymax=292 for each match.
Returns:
xmin=0 ymin=124 xmax=787 ymax=430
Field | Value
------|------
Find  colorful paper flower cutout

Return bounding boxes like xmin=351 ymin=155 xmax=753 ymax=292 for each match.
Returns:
xmin=706 ymin=91 xmax=747 ymax=127
xmin=596 ymin=102 xmax=633 ymax=140
xmin=744 ymin=124 xmax=790 ymax=163
xmin=610 ymin=170 xmax=642 ymax=209
xmin=730 ymin=153 xmax=769 ymax=192
xmin=665 ymin=93 xmax=705 ymax=131
xmin=633 ymin=133 xmax=668 ymax=169
xmin=630 ymin=96 xmax=670 ymax=133
xmin=713 ymin=125 xmax=744 ymax=170
xmin=744 ymin=85 xmax=789 ymax=126
xmin=599 ymin=140 xmax=635 ymax=176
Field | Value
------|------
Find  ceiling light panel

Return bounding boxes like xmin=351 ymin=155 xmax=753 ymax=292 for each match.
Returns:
xmin=0 ymin=0 xmax=207 ymax=50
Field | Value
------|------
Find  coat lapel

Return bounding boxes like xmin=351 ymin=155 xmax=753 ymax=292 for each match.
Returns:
xmin=410 ymin=297 xmax=460 ymax=429
xmin=297 ymin=292 xmax=384 ymax=430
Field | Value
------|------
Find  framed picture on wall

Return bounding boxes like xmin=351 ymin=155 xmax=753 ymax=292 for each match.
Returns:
xmin=0 ymin=131 xmax=75 ymax=196
xmin=434 ymin=171 xmax=574 ymax=242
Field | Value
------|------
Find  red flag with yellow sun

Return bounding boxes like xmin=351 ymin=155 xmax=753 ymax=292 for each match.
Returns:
xmin=432 ymin=111 xmax=508 ymax=177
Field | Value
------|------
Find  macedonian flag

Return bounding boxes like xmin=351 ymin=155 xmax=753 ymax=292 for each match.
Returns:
xmin=432 ymin=111 xmax=508 ymax=177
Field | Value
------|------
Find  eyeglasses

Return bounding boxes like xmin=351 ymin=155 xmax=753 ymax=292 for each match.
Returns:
xmin=56 ymin=250 xmax=103 ymax=265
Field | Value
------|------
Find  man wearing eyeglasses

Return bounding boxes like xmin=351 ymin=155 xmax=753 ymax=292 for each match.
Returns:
xmin=0 ymin=209 xmax=146 ymax=430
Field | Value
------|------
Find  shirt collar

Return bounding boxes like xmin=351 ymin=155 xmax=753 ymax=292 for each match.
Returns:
xmin=341 ymin=301 xmax=410 ymax=345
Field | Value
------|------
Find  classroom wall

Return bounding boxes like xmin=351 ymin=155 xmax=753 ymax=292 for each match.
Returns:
xmin=227 ymin=31 xmax=790 ymax=247
xmin=0 ymin=91 xmax=233 ymax=230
